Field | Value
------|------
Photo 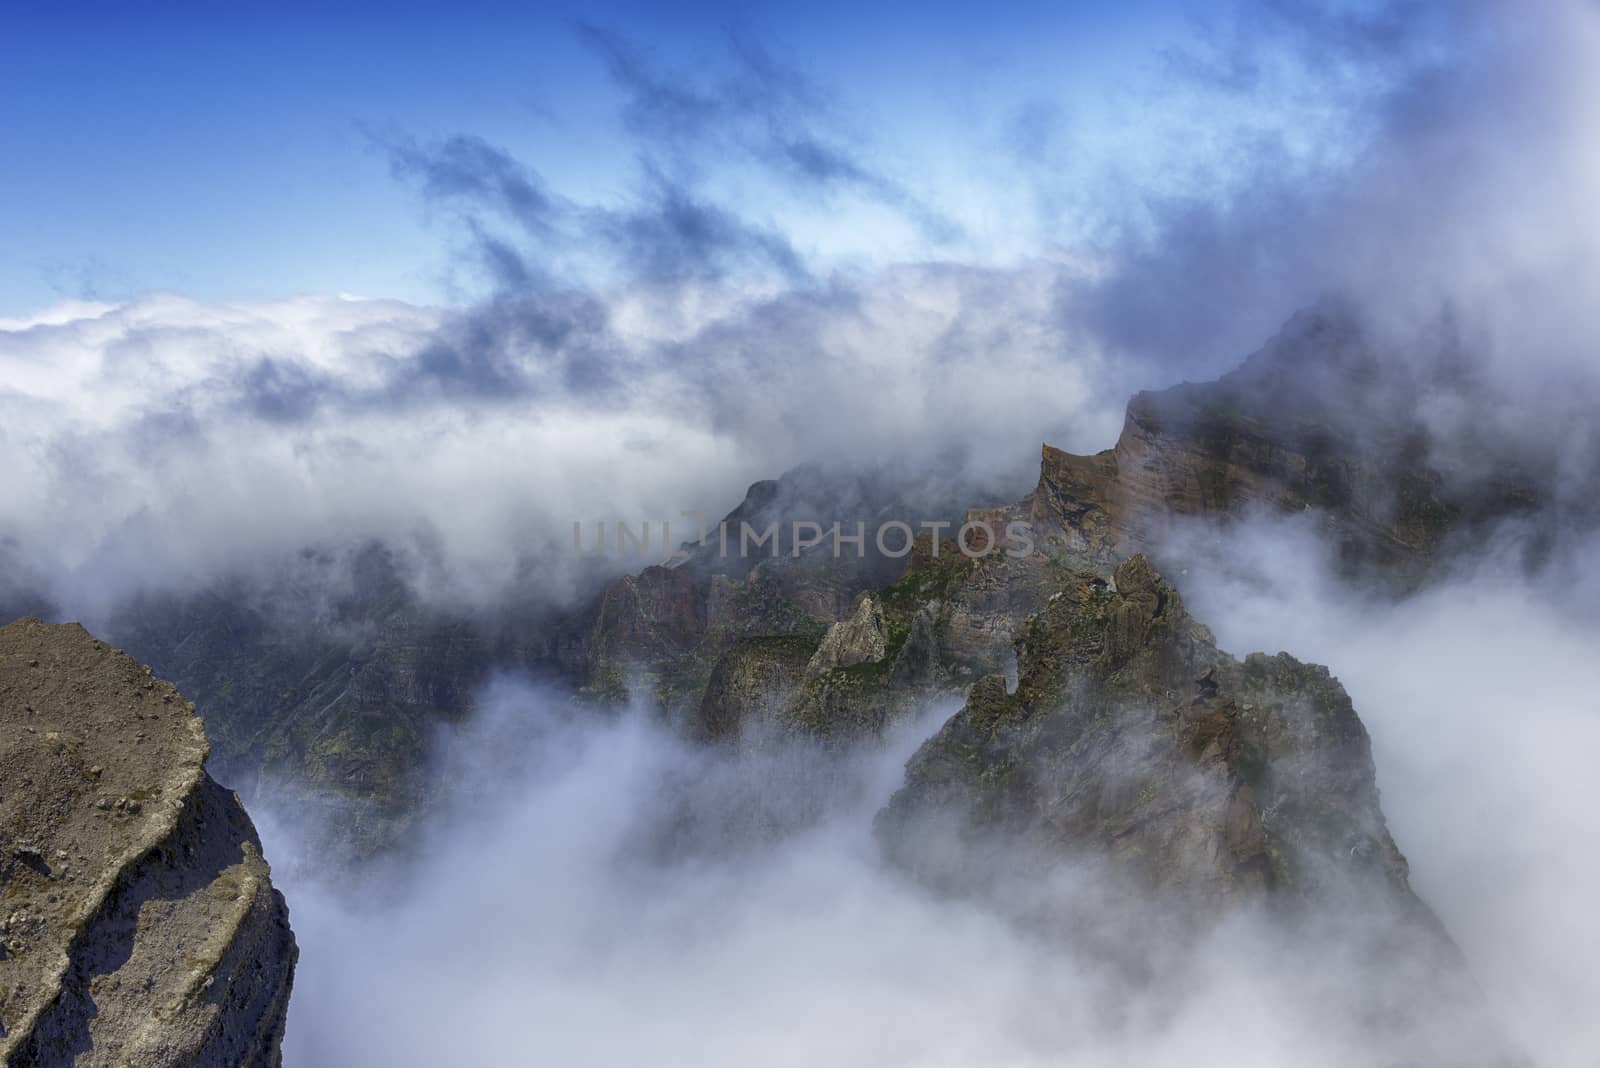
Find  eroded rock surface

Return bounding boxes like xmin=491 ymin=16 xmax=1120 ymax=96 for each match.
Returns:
xmin=878 ymin=555 xmax=1408 ymax=904
xmin=0 ymin=619 xmax=296 ymax=1067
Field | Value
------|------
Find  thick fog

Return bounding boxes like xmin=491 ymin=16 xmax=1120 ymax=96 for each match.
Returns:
xmin=0 ymin=273 xmax=1123 ymax=616
xmin=255 ymin=516 xmax=1598 ymax=1066
xmin=248 ymin=513 xmax=1600 ymax=1066
xmin=1166 ymin=515 xmax=1600 ymax=1064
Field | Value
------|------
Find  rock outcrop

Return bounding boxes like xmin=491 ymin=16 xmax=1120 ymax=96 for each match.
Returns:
xmin=878 ymin=554 xmax=1409 ymax=905
xmin=872 ymin=556 xmax=1519 ymax=1062
xmin=1026 ymin=307 xmax=1551 ymax=582
xmin=575 ymin=464 xmax=939 ymax=709
xmin=0 ymin=619 xmax=296 ymax=1067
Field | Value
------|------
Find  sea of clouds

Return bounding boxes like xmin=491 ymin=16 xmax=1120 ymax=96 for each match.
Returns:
xmin=5 ymin=1 xmax=1600 ymax=1064
xmin=261 ymin=521 xmax=1600 ymax=1066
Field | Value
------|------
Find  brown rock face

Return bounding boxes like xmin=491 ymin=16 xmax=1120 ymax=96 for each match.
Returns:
xmin=802 ymin=595 xmax=889 ymax=682
xmin=695 ymin=635 xmax=818 ymax=743
xmin=1029 ymin=307 xmax=1549 ymax=582
xmin=877 ymin=556 xmax=1411 ymax=908
xmin=0 ymin=619 xmax=296 ymax=1067
xmin=575 ymin=465 xmax=938 ymax=710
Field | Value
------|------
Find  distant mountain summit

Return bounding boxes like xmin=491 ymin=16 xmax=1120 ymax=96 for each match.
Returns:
xmin=1039 ymin=304 xmax=1552 ymax=582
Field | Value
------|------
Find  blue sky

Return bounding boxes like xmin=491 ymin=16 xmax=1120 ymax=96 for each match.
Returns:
xmin=0 ymin=0 xmax=1201 ymax=316
xmin=3 ymin=0 xmax=1597 ymax=617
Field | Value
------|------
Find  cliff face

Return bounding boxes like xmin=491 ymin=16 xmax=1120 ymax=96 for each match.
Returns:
xmin=0 ymin=619 xmax=296 ymax=1068
xmin=1029 ymin=308 xmax=1549 ymax=582
xmin=872 ymin=556 xmax=1519 ymax=1063
xmin=877 ymin=554 xmax=1410 ymax=907
xmin=574 ymin=464 xmax=933 ymax=708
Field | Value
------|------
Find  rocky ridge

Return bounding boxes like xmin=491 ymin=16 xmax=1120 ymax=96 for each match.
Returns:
xmin=0 ymin=307 xmax=1562 ymax=852
xmin=651 ymin=309 xmax=1554 ymax=750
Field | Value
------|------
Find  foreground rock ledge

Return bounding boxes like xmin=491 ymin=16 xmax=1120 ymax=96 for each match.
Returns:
xmin=0 ymin=618 xmax=296 ymax=1067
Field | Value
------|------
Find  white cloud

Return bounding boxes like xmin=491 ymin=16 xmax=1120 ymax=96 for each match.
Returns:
xmin=264 ymin=682 xmax=1515 ymax=1067
xmin=1169 ymin=516 xmax=1600 ymax=1067
xmin=0 ymin=269 xmax=1127 ymax=614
